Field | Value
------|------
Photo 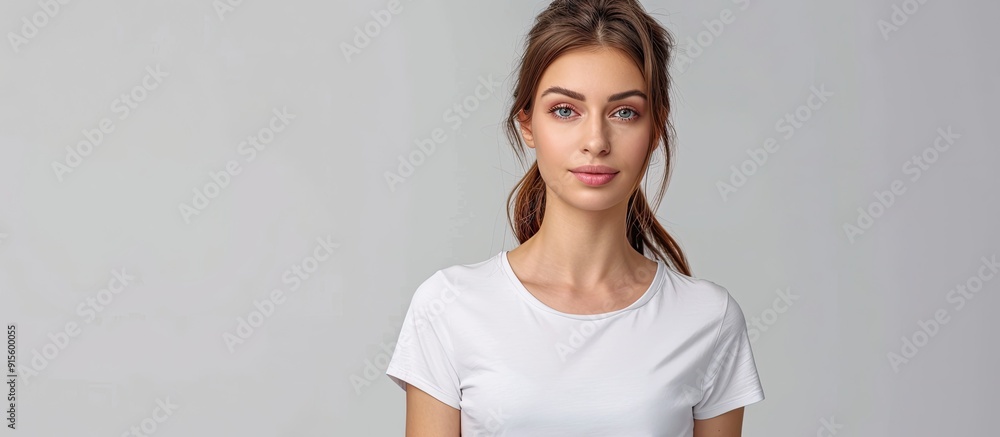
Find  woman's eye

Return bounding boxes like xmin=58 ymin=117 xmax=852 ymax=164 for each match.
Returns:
xmin=615 ymin=108 xmax=637 ymax=119
xmin=550 ymin=106 xmax=637 ymax=120
xmin=554 ymin=107 xmax=574 ymax=118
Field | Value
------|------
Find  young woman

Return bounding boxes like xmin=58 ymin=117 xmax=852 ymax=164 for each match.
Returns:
xmin=386 ymin=0 xmax=764 ymax=435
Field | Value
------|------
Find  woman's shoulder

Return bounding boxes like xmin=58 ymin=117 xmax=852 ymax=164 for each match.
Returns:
xmin=408 ymin=252 xmax=505 ymax=304
xmin=664 ymin=266 xmax=732 ymax=299
xmin=661 ymin=266 xmax=744 ymax=320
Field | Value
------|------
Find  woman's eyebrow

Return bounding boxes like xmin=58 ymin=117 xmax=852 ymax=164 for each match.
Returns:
xmin=539 ymin=86 xmax=647 ymax=102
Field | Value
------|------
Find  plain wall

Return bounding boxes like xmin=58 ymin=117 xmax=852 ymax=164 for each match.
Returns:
xmin=0 ymin=0 xmax=997 ymax=435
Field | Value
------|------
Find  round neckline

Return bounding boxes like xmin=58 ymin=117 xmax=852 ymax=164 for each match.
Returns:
xmin=499 ymin=250 xmax=664 ymax=320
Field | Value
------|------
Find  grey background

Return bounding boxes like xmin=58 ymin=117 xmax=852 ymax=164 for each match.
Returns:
xmin=0 ymin=0 xmax=997 ymax=435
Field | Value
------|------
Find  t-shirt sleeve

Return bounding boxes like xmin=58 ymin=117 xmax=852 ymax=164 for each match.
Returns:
xmin=385 ymin=271 xmax=462 ymax=410
xmin=692 ymin=290 xmax=765 ymax=420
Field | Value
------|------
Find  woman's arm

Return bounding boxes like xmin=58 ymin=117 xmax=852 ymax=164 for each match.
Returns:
xmin=693 ymin=407 xmax=745 ymax=437
xmin=405 ymin=385 xmax=460 ymax=437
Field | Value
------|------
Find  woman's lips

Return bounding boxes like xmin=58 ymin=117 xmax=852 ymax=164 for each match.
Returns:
xmin=571 ymin=171 xmax=617 ymax=186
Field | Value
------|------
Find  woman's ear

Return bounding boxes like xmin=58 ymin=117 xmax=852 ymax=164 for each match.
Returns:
xmin=517 ymin=108 xmax=535 ymax=148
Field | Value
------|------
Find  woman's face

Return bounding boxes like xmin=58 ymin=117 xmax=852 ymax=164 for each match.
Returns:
xmin=519 ymin=47 xmax=652 ymax=212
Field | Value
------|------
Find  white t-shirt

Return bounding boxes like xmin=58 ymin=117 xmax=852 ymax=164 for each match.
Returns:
xmin=386 ymin=250 xmax=764 ymax=436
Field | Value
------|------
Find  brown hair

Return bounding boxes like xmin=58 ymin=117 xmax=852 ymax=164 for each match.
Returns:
xmin=504 ymin=0 xmax=691 ymax=276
